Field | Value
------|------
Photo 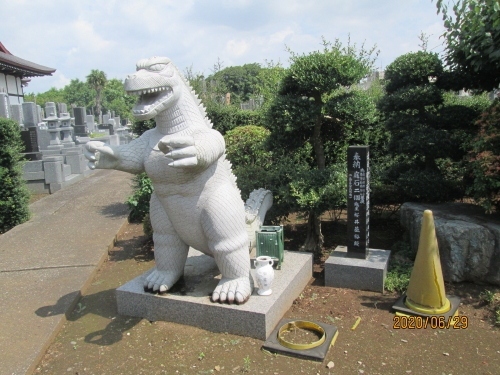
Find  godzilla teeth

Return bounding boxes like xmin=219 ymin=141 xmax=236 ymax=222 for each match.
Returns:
xmin=127 ymin=86 xmax=172 ymax=96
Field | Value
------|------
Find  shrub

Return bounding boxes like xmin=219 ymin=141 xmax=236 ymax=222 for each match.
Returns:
xmin=126 ymin=172 xmax=153 ymax=222
xmin=206 ymin=104 xmax=263 ymax=135
xmin=126 ymin=119 xmax=155 ymax=225
xmin=131 ymin=119 xmax=155 ymax=136
xmin=384 ymin=51 xmax=443 ymax=94
xmin=224 ymin=125 xmax=272 ymax=199
xmin=225 ymin=125 xmax=271 ymax=168
xmin=468 ymin=100 xmax=500 ymax=213
xmin=0 ymin=118 xmax=30 ymax=233
xmin=379 ymin=52 xmax=489 ymax=204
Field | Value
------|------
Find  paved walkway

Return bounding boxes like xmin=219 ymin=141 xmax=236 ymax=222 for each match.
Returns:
xmin=0 ymin=169 xmax=134 ymax=375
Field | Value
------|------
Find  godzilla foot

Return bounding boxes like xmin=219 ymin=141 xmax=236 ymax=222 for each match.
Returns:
xmin=211 ymin=277 xmax=252 ymax=305
xmin=143 ymin=268 xmax=183 ymax=294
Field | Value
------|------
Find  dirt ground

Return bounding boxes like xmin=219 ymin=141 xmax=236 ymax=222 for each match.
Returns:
xmin=34 ymin=217 xmax=500 ymax=375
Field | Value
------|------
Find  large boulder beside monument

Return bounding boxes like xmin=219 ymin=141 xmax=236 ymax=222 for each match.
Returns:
xmin=400 ymin=202 xmax=500 ymax=286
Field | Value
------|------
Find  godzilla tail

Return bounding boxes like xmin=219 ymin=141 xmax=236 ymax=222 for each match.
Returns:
xmin=244 ymin=188 xmax=273 ymax=252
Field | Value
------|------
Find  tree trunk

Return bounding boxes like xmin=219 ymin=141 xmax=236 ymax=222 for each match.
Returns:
xmin=300 ymin=211 xmax=324 ymax=257
xmin=302 ymin=95 xmax=326 ymax=255
xmin=96 ymin=90 xmax=102 ymax=118
xmin=311 ymin=97 xmax=326 ymax=170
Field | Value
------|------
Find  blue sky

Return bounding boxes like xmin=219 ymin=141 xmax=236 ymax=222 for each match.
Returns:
xmin=1 ymin=0 xmax=446 ymax=94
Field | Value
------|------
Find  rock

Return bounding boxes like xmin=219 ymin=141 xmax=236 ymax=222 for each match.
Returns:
xmin=400 ymin=202 xmax=500 ymax=285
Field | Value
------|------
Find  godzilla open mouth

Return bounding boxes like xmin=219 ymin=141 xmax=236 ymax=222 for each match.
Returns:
xmin=127 ymin=86 xmax=173 ymax=116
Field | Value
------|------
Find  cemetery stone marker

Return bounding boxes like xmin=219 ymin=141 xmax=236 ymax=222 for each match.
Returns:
xmin=347 ymin=146 xmax=370 ymax=259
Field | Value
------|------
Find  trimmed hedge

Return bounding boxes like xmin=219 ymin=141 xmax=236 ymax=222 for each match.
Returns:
xmin=0 ymin=118 xmax=30 ymax=233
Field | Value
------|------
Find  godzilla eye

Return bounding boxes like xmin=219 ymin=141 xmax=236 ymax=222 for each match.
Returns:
xmin=147 ymin=63 xmax=168 ymax=72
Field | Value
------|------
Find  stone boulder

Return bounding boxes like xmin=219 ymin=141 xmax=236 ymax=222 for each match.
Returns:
xmin=400 ymin=202 xmax=500 ymax=286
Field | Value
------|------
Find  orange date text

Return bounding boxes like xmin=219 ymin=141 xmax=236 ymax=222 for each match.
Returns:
xmin=393 ymin=315 xmax=468 ymax=329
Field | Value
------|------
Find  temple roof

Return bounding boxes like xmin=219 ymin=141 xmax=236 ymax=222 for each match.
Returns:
xmin=0 ymin=42 xmax=56 ymax=78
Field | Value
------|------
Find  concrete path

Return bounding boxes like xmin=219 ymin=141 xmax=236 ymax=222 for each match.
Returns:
xmin=0 ymin=169 xmax=133 ymax=375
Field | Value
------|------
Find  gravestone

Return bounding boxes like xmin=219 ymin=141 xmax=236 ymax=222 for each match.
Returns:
xmin=347 ymin=146 xmax=370 ymax=259
xmin=10 ymin=104 xmax=23 ymax=124
xmin=20 ymin=127 xmax=40 ymax=160
xmin=73 ymin=107 xmax=88 ymax=136
xmin=0 ymin=92 xmax=11 ymax=119
xmin=106 ymin=119 xmax=115 ymax=135
xmin=37 ymin=105 xmax=44 ymax=124
xmin=58 ymin=103 xmax=67 ymax=115
xmin=86 ymin=115 xmax=95 ymax=132
xmin=45 ymin=102 xmax=57 ymax=118
xmin=114 ymin=116 xmax=120 ymax=130
xmin=20 ymin=127 xmax=39 ymax=152
xmin=73 ymin=107 xmax=86 ymax=126
xmin=102 ymin=113 xmax=110 ymax=125
xmin=324 ymin=145 xmax=390 ymax=292
xmin=22 ymin=102 xmax=38 ymax=127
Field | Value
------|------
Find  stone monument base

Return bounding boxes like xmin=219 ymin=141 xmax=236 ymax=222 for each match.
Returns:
xmin=116 ymin=249 xmax=312 ymax=340
xmin=324 ymin=246 xmax=390 ymax=293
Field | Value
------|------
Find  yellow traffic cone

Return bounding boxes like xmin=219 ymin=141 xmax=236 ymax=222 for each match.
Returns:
xmin=404 ymin=210 xmax=451 ymax=314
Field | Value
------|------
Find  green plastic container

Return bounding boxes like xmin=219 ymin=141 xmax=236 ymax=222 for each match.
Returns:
xmin=256 ymin=225 xmax=284 ymax=269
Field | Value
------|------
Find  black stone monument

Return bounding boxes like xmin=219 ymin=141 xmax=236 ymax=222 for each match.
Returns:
xmin=346 ymin=146 xmax=370 ymax=259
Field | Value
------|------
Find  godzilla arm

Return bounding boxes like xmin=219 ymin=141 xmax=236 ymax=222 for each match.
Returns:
xmin=192 ymin=128 xmax=225 ymax=169
xmin=160 ymin=128 xmax=225 ymax=169
xmin=96 ymin=131 xmax=150 ymax=174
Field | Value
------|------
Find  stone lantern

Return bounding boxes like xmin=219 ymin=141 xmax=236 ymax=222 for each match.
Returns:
xmin=59 ymin=113 xmax=75 ymax=146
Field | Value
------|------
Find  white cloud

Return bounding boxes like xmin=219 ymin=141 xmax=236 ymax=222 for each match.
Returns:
xmin=52 ymin=72 xmax=71 ymax=89
xmin=67 ymin=47 xmax=79 ymax=56
xmin=72 ymin=19 xmax=112 ymax=51
xmin=269 ymin=28 xmax=294 ymax=45
xmin=0 ymin=0 xmax=448 ymax=93
xmin=225 ymin=39 xmax=250 ymax=57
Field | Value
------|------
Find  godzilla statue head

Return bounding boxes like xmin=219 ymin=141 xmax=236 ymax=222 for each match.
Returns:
xmin=124 ymin=57 xmax=182 ymax=121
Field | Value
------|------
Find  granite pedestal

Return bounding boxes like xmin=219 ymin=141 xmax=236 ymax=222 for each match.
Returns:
xmin=116 ymin=249 xmax=312 ymax=340
xmin=325 ymin=246 xmax=390 ymax=293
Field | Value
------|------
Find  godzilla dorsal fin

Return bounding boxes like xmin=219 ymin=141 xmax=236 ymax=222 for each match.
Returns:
xmin=171 ymin=62 xmax=212 ymax=128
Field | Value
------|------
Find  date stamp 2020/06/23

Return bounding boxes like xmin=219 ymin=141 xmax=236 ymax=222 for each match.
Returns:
xmin=393 ymin=315 xmax=469 ymax=329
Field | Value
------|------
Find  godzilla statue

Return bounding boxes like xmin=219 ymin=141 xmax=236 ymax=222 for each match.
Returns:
xmin=84 ymin=57 xmax=272 ymax=305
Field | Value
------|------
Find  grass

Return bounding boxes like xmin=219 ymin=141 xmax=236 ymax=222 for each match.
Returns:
xmin=385 ymin=263 xmax=413 ymax=293
xmin=89 ymin=132 xmax=106 ymax=138
xmin=385 ymin=240 xmax=414 ymax=293
xmin=242 ymin=355 xmax=251 ymax=372
xmin=480 ymin=289 xmax=496 ymax=305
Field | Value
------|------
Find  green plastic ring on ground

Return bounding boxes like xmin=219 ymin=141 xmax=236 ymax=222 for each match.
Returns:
xmin=277 ymin=320 xmax=326 ymax=350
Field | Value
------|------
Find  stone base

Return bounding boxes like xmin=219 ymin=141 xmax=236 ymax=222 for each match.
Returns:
xmin=116 ymin=249 xmax=313 ymax=340
xmin=324 ymin=246 xmax=390 ymax=293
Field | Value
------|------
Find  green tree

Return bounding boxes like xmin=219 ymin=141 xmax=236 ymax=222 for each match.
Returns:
xmin=0 ymin=118 xmax=30 ymax=233
xmin=436 ymin=0 xmax=500 ymax=91
xmin=255 ymin=60 xmax=287 ymax=113
xmin=266 ymin=39 xmax=379 ymax=255
xmin=208 ymin=63 xmax=262 ymax=106
xmin=379 ymin=51 xmax=489 ymax=203
xmin=86 ymin=69 xmax=107 ymax=117
xmin=24 ymin=87 xmax=65 ymax=108
xmin=468 ymin=100 xmax=500 ymax=213
xmin=63 ymin=78 xmax=94 ymax=108
xmin=102 ymin=78 xmax=135 ymax=121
